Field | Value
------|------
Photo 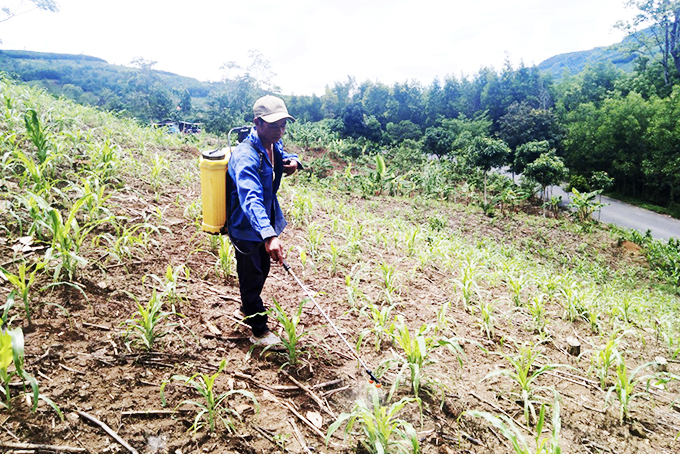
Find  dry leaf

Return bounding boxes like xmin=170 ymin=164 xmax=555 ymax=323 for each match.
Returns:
xmin=306 ymin=411 xmax=323 ymax=429
xmin=205 ymin=320 xmax=221 ymax=336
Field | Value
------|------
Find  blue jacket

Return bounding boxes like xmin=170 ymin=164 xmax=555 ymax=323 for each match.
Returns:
xmin=227 ymin=128 xmax=299 ymax=243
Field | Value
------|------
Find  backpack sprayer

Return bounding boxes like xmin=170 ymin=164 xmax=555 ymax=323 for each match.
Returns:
xmin=282 ymin=259 xmax=381 ymax=388
xmin=199 ymin=126 xmax=250 ymax=234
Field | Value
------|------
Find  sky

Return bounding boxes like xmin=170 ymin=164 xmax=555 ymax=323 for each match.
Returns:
xmin=0 ymin=0 xmax=638 ymax=96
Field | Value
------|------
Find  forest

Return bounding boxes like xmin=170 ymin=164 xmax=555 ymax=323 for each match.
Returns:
xmin=2 ymin=4 xmax=680 ymax=215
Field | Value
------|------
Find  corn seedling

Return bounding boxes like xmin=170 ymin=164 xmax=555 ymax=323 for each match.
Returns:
xmin=483 ymin=343 xmax=568 ymax=425
xmin=305 ymin=221 xmax=324 ymax=262
xmin=378 ymin=260 xmax=400 ymax=299
xmin=41 ymin=194 xmax=103 ymax=281
xmin=0 ymin=326 xmax=62 ymax=419
xmin=478 ymin=299 xmax=495 ymax=340
xmin=606 ymin=358 xmax=656 ymax=423
xmin=467 ymin=392 xmax=562 ymax=454
xmin=344 ymin=263 xmax=365 ymax=309
xmin=215 ymin=236 xmax=235 ymax=279
xmin=261 ymin=298 xmax=309 ymax=366
xmin=161 ymin=359 xmax=258 ymax=433
xmin=123 ymin=290 xmax=183 ymax=352
xmin=357 ymin=300 xmax=397 ymax=352
xmin=527 ymin=294 xmax=548 ymax=335
xmin=0 ymin=260 xmax=46 ymax=325
xmin=97 ymin=219 xmax=161 ymax=263
xmin=325 ymin=239 xmax=343 ymax=277
xmin=505 ymin=272 xmax=531 ymax=307
xmin=326 ymin=387 xmax=420 ymax=454
xmin=381 ymin=317 xmax=464 ymax=412
xmin=589 ymin=336 xmax=622 ymax=390
xmin=23 ymin=109 xmax=51 ymax=163
xmin=145 ymin=264 xmax=190 ymax=312
xmin=558 ymin=282 xmax=594 ymax=322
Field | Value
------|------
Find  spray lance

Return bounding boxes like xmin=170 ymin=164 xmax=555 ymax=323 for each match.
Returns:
xmin=281 ymin=259 xmax=382 ymax=388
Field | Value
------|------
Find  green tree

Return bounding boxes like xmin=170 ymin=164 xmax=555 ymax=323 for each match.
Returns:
xmin=616 ymin=0 xmax=680 ymax=87
xmin=499 ymin=101 xmax=564 ymax=152
xmin=524 ymin=151 xmax=567 ymax=213
xmin=513 ymin=140 xmax=551 ymax=175
xmin=467 ymin=136 xmax=511 ymax=205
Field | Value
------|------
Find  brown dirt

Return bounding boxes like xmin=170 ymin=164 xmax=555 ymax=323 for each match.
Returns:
xmin=0 ymin=147 xmax=679 ymax=454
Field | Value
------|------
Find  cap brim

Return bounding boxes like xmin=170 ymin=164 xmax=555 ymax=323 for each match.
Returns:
xmin=259 ymin=112 xmax=296 ymax=123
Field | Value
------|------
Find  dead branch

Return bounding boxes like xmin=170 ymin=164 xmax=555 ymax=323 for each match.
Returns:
xmin=76 ymin=410 xmax=138 ymax=454
xmin=0 ymin=442 xmax=86 ymax=452
xmin=280 ymin=370 xmax=336 ymax=418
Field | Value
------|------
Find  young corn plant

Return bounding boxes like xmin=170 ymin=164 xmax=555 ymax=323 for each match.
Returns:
xmin=305 ymin=221 xmax=324 ymax=263
xmin=0 ymin=326 xmax=62 ymax=419
xmin=23 ymin=109 xmax=51 ymax=164
xmin=606 ymin=358 xmax=657 ymax=423
xmin=589 ymin=336 xmax=622 ymax=390
xmin=260 ymin=298 xmax=308 ymax=366
xmin=483 ymin=343 xmax=568 ymax=425
xmin=161 ymin=359 xmax=258 ymax=433
xmin=378 ymin=260 xmax=400 ymax=300
xmin=344 ymin=264 xmax=365 ymax=309
xmin=380 ymin=317 xmax=464 ymax=413
xmin=357 ymin=299 xmax=397 ymax=352
xmin=467 ymin=392 xmax=563 ymax=454
xmin=215 ymin=236 xmax=235 ymax=279
xmin=505 ymin=271 xmax=531 ymax=308
xmin=41 ymin=194 xmax=104 ymax=281
xmin=123 ymin=290 xmax=183 ymax=352
xmin=527 ymin=294 xmax=548 ymax=336
xmin=0 ymin=260 xmax=46 ymax=325
xmin=324 ymin=239 xmax=343 ymax=277
xmin=145 ymin=264 xmax=190 ymax=312
xmin=478 ymin=299 xmax=495 ymax=340
xmin=326 ymin=387 xmax=420 ymax=454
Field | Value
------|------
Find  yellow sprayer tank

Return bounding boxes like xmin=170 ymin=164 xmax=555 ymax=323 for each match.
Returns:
xmin=199 ymin=148 xmax=230 ymax=234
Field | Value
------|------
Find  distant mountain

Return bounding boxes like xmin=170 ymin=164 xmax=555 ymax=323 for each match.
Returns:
xmin=538 ymin=30 xmax=646 ymax=79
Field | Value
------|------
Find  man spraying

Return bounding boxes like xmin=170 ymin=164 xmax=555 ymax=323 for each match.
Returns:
xmin=227 ymin=95 xmax=301 ymax=350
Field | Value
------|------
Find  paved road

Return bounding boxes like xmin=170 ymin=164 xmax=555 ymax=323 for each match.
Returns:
xmin=552 ymin=186 xmax=680 ymax=241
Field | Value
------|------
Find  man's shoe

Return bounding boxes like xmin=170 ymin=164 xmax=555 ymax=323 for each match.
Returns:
xmin=249 ymin=331 xmax=286 ymax=352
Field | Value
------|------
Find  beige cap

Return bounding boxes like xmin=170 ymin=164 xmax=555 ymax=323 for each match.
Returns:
xmin=253 ymin=95 xmax=296 ymax=123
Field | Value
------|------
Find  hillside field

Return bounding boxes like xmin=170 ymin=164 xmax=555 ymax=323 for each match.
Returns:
xmin=0 ymin=77 xmax=679 ymax=454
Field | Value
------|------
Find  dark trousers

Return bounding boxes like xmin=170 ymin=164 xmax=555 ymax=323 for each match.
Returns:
xmin=234 ymin=240 xmax=270 ymax=337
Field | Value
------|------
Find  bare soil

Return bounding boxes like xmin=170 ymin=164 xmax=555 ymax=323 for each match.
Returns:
xmin=1 ymin=146 xmax=678 ymax=454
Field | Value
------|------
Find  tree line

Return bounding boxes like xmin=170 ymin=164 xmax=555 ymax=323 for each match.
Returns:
xmin=1 ymin=1 xmax=679 ymax=212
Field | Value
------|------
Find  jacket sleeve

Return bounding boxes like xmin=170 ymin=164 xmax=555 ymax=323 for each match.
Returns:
xmin=231 ymin=148 xmax=277 ymax=240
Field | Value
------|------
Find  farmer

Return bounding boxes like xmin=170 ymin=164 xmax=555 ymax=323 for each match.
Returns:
xmin=227 ymin=95 xmax=301 ymax=350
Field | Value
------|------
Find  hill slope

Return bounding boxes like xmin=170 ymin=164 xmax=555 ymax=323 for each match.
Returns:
xmin=0 ymin=76 xmax=679 ymax=453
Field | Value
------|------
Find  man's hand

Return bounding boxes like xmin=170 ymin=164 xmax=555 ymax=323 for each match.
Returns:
xmin=265 ymin=236 xmax=285 ymax=263
xmin=283 ymin=159 xmax=299 ymax=176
